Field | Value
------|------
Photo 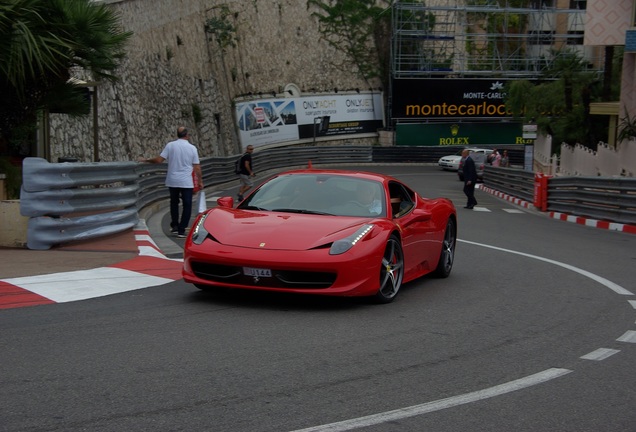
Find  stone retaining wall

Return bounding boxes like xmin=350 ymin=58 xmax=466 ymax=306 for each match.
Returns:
xmin=50 ymin=0 xmax=377 ymax=162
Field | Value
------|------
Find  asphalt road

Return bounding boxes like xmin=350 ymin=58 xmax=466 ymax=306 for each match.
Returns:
xmin=1 ymin=165 xmax=635 ymax=432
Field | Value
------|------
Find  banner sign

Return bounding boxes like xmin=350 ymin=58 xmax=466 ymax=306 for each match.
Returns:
xmin=392 ymin=78 xmax=514 ymax=120
xmin=395 ymin=122 xmax=532 ymax=146
xmin=523 ymin=123 xmax=538 ymax=139
xmin=235 ymin=93 xmax=384 ymax=148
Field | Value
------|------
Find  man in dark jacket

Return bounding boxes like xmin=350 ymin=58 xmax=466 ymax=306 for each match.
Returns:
xmin=462 ymin=149 xmax=478 ymax=209
xmin=237 ymin=145 xmax=255 ymax=201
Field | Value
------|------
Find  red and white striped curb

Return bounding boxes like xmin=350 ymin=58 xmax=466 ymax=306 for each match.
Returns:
xmin=548 ymin=212 xmax=636 ymax=235
xmin=477 ymin=185 xmax=531 ymax=209
xmin=0 ymin=221 xmax=183 ymax=310
xmin=477 ymin=184 xmax=636 ymax=235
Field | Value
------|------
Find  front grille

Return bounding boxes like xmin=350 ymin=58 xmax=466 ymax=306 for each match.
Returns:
xmin=191 ymin=262 xmax=336 ymax=289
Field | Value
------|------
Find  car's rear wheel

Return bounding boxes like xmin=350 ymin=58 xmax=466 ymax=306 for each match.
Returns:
xmin=374 ymin=236 xmax=404 ymax=304
xmin=433 ymin=218 xmax=456 ymax=278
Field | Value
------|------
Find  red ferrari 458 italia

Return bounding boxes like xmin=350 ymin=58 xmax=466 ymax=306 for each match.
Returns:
xmin=183 ymin=169 xmax=457 ymax=303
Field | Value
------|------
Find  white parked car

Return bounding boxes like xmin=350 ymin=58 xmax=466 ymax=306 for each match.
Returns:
xmin=438 ymin=148 xmax=492 ymax=171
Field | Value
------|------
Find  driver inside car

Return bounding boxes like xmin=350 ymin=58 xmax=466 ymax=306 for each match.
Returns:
xmin=355 ymin=182 xmax=382 ymax=215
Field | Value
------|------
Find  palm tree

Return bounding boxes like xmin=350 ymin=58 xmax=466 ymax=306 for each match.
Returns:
xmin=0 ymin=0 xmax=132 ymax=156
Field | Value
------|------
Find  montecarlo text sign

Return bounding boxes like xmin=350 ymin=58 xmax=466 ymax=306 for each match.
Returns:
xmin=392 ymin=78 xmax=513 ymax=119
xmin=235 ymin=92 xmax=384 ymax=148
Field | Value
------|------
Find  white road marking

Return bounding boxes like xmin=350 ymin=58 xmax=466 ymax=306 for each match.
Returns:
xmin=458 ymin=240 xmax=634 ymax=296
xmin=289 ymin=368 xmax=572 ymax=432
xmin=503 ymin=208 xmax=525 ymax=214
xmin=580 ymin=348 xmax=620 ymax=361
xmin=472 ymin=207 xmax=491 ymax=212
xmin=138 ymin=245 xmax=182 ymax=261
xmin=2 ymin=268 xmax=174 ymax=303
xmin=289 ymin=239 xmax=633 ymax=432
xmin=629 ymin=300 xmax=636 ymax=310
xmin=134 ymin=233 xmax=159 ymax=249
xmin=616 ymin=330 xmax=636 ymax=343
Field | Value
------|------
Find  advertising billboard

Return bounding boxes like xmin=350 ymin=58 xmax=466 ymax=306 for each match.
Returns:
xmin=235 ymin=92 xmax=384 ymax=148
xmin=392 ymin=78 xmax=514 ymax=120
xmin=395 ymin=122 xmax=531 ymax=146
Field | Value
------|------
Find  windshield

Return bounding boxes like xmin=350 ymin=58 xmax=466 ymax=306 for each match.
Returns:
xmin=239 ymin=174 xmax=387 ymax=218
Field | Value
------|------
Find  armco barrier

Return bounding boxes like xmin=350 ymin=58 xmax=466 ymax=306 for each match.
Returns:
xmin=483 ymin=165 xmax=534 ymax=204
xmin=547 ymin=176 xmax=636 ymax=225
xmin=19 ymin=146 xmax=372 ymax=250
xmin=20 ymin=146 xmax=636 ymax=249
xmin=484 ymin=165 xmax=636 ymax=225
xmin=26 ymin=208 xmax=139 ymax=250
xmin=20 ymin=158 xmax=141 ymax=250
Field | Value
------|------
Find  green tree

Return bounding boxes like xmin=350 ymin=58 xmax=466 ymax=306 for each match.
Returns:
xmin=0 ymin=0 xmax=132 ymax=156
xmin=505 ymin=49 xmax=604 ymax=148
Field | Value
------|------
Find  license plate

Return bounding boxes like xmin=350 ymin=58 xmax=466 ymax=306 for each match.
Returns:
xmin=243 ymin=267 xmax=272 ymax=277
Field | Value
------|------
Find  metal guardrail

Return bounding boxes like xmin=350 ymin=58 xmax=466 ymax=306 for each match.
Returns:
xmin=373 ymin=145 xmax=525 ymax=165
xmin=20 ymin=158 xmax=141 ymax=250
xmin=483 ymin=166 xmax=535 ymax=203
xmin=20 ymin=146 xmax=635 ymax=249
xmin=135 ymin=146 xmax=373 ymax=212
xmin=547 ymin=176 xmax=636 ymax=225
xmin=483 ymin=165 xmax=636 ymax=225
xmin=19 ymin=146 xmax=372 ymax=250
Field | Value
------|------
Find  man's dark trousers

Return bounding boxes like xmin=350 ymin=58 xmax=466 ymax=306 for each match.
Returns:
xmin=462 ymin=155 xmax=478 ymax=208
xmin=463 ymin=182 xmax=477 ymax=208
xmin=169 ymin=187 xmax=193 ymax=234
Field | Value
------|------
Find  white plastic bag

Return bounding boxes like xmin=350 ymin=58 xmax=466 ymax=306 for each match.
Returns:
xmin=197 ymin=191 xmax=206 ymax=213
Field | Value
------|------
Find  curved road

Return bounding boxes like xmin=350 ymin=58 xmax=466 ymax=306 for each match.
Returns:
xmin=1 ymin=165 xmax=634 ymax=432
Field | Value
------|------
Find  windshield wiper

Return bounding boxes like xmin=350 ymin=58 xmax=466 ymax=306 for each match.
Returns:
xmin=271 ymin=208 xmax=334 ymax=216
xmin=241 ymin=205 xmax=268 ymax=211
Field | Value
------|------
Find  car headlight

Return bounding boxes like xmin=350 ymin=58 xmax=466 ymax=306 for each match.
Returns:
xmin=329 ymin=224 xmax=374 ymax=255
xmin=191 ymin=213 xmax=209 ymax=245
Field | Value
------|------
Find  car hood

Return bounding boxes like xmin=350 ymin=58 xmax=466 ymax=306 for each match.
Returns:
xmin=203 ymin=208 xmax=373 ymax=250
xmin=439 ymin=155 xmax=461 ymax=161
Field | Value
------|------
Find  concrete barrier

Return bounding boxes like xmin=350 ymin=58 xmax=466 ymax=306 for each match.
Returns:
xmin=0 ymin=200 xmax=28 ymax=248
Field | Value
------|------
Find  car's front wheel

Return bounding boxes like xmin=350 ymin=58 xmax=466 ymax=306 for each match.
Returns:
xmin=433 ymin=218 xmax=456 ymax=278
xmin=374 ymin=235 xmax=404 ymax=303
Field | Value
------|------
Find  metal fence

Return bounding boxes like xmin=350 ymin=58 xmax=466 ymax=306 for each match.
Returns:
xmin=19 ymin=146 xmax=372 ymax=250
xmin=482 ymin=166 xmax=535 ymax=203
xmin=20 ymin=158 xmax=141 ymax=250
xmin=484 ymin=165 xmax=636 ymax=225
xmin=20 ymin=146 xmax=635 ymax=249
xmin=547 ymin=176 xmax=636 ymax=225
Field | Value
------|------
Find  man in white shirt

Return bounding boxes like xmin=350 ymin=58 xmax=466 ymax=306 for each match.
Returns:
xmin=140 ymin=127 xmax=202 ymax=237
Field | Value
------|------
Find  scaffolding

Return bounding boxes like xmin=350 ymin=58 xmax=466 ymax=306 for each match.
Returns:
xmin=392 ymin=0 xmax=603 ymax=79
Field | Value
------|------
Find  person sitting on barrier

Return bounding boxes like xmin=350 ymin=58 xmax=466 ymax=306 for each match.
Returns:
xmin=138 ymin=126 xmax=202 ymax=238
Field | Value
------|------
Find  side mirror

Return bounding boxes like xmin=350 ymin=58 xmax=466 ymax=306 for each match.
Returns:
xmin=217 ymin=196 xmax=234 ymax=208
